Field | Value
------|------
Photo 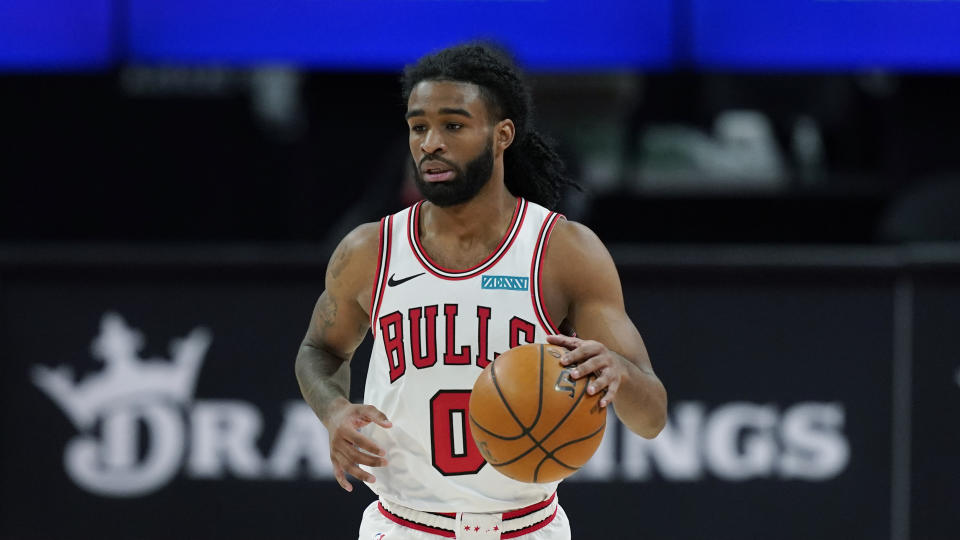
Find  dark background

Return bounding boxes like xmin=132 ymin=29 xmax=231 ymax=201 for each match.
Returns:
xmin=3 ymin=251 xmax=942 ymax=540
xmin=5 ymin=72 xmax=960 ymax=244
xmin=4 ymin=1 xmax=960 ymax=539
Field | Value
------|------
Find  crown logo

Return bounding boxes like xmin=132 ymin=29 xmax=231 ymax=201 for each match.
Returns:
xmin=32 ymin=312 xmax=211 ymax=430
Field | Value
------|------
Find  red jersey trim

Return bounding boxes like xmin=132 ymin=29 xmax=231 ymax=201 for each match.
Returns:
xmin=530 ymin=212 xmax=564 ymax=336
xmin=368 ymin=217 xmax=386 ymax=337
xmin=502 ymin=492 xmax=556 ymax=520
xmin=378 ymin=503 xmax=456 ymax=538
xmin=370 ymin=215 xmax=393 ymax=338
xmin=377 ymin=493 xmax=558 ymax=538
xmin=500 ymin=506 xmax=558 ymax=539
xmin=407 ymin=197 xmax=527 ymax=280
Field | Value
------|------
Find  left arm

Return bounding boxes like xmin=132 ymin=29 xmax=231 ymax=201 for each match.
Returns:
xmin=541 ymin=220 xmax=667 ymax=439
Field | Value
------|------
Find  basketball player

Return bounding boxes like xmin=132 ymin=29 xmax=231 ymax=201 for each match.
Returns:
xmin=296 ymin=44 xmax=667 ymax=540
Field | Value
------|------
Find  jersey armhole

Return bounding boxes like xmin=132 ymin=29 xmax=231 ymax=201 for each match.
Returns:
xmin=530 ymin=212 xmax=565 ymax=336
xmin=369 ymin=215 xmax=393 ymax=338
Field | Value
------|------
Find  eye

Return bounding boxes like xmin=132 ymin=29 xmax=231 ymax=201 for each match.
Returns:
xmin=446 ymin=123 xmax=463 ymax=131
xmin=410 ymin=124 xmax=426 ymax=133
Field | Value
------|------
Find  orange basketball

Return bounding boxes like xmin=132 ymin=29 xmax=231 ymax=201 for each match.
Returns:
xmin=468 ymin=343 xmax=606 ymax=483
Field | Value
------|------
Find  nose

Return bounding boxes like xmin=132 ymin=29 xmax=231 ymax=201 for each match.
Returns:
xmin=420 ymin=128 xmax=446 ymax=155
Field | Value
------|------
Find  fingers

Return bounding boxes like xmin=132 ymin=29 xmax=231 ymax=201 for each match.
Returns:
xmin=571 ymin=364 xmax=614 ymax=408
xmin=344 ymin=429 xmax=388 ymax=458
xmin=600 ymin=379 xmax=619 ymax=407
xmin=568 ymin=356 xmax=601 ymax=379
xmin=360 ymin=405 xmax=393 ymax=429
xmin=589 ymin=370 xmax=619 ymax=408
xmin=332 ymin=445 xmax=383 ymax=487
xmin=561 ymin=340 xmax=604 ymax=367
xmin=556 ymin=341 xmax=622 ymax=408
xmin=343 ymin=462 xmax=377 ymax=485
xmin=547 ymin=334 xmax=581 ymax=351
xmin=550 ymin=338 xmax=625 ymax=408
xmin=333 ymin=464 xmax=352 ymax=492
xmin=330 ymin=403 xmax=392 ymax=493
xmin=346 ymin=444 xmax=388 ymax=468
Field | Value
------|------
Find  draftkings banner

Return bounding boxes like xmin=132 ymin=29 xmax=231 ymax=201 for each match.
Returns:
xmin=0 ymin=254 xmax=954 ymax=539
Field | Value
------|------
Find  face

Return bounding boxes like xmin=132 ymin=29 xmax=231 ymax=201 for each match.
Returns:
xmin=405 ymin=80 xmax=506 ymax=207
xmin=408 ymin=141 xmax=493 ymax=207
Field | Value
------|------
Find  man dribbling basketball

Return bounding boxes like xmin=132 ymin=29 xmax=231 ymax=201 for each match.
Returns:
xmin=295 ymin=44 xmax=667 ymax=540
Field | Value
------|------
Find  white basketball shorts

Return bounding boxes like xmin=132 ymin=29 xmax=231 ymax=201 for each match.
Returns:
xmin=357 ymin=496 xmax=571 ymax=540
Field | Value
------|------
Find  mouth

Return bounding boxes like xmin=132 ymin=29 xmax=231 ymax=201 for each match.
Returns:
xmin=421 ymin=162 xmax=456 ymax=183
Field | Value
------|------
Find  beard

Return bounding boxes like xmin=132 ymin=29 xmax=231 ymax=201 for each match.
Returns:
xmin=412 ymin=141 xmax=494 ymax=207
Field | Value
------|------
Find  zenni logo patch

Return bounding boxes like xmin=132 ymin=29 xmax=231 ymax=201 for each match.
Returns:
xmin=480 ymin=275 xmax=529 ymax=291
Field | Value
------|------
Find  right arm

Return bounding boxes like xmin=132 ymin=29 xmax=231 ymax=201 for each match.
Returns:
xmin=295 ymin=222 xmax=392 ymax=492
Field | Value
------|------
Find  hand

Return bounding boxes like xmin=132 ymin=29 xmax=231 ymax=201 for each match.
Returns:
xmin=326 ymin=403 xmax=392 ymax=492
xmin=547 ymin=334 xmax=627 ymax=408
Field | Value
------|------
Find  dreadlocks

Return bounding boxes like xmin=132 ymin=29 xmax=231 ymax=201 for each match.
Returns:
xmin=401 ymin=43 xmax=578 ymax=210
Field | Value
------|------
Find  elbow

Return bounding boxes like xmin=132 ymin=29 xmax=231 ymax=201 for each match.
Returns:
xmin=639 ymin=408 xmax=667 ymax=440
xmin=638 ymin=385 xmax=668 ymax=440
xmin=294 ymin=343 xmax=313 ymax=385
xmin=294 ymin=351 xmax=306 ymax=389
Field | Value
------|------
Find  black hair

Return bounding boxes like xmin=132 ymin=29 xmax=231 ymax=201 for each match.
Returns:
xmin=401 ymin=43 xmax=578 ymax=210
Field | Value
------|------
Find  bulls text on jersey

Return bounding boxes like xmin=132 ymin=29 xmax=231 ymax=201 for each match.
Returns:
xmin=377 ymin=304 xmax=537 ymax=382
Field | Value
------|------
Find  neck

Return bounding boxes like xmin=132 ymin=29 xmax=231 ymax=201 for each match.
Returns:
xmin=420 ymin=172 xmax=517 ymax=244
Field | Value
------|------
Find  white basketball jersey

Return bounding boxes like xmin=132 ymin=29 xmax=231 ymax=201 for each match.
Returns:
xmin=361 ymin=197 xmax=565 ymax=513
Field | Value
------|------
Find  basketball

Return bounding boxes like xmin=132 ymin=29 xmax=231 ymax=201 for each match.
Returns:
xmin=468 ymin=343 xmax=607 ymax=483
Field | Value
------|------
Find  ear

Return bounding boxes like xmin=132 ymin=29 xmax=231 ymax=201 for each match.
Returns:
xmin=494 ymin=119 xmax=516 ymax=154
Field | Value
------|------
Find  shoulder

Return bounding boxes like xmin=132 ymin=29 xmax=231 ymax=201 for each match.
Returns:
xmin=326 ymin=221 xmax=382 ymax=290
xmin=542 ymin=219 xmax=621 ymax=300
xmin=546 ymin=219 xmax=611 ymax=265
xmin=338 ymin=221 xmax=381 ymax=256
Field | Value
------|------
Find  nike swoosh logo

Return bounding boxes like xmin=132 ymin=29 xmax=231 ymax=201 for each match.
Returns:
xmin=387 ymin=272 xmax=425 ymax=287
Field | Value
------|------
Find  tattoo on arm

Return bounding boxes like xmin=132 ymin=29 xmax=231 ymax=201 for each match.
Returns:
xmin=318 ymin=294 xmax=337 ymax=329
xmin=296 ymin=343 xmax=351 ymax=426
xmin=329 ymin=242 xmax=350 ymax=279
xmin=297 ymin=227 xmax=373 ymax=426
xmin=298 ymin=294 xmax=349 ymax=425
